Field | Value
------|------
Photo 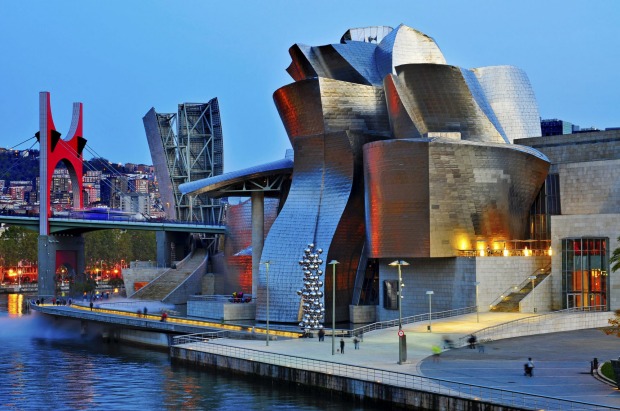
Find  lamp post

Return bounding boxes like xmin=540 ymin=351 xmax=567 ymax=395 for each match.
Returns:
xmin=260 ymin=260 xmax=271 ymax=346
xmin=426 ymin=291 xmax=434 ymax=332
xmin=389 ymin=260 xmax=409 ymax=364
xmin=328 ymin=260 xmax=339 ymax=355
xmin=474 ymin=281 xmax=480 ymax=322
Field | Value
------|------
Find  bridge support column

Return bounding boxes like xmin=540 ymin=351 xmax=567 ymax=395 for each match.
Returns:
xmin=251 ymin=191 xmax=265 ymax=300
xmin=156 ymin=232 xmax=191 ymax=268
xmin=38 ymin=234 xmax=85 ymax=299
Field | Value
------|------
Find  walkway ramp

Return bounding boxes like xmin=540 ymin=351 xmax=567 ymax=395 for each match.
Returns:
xmin=491 ymin=271 xmax=550 ymax=312
xmin=130 ymin=249 xmax=207 ymax=301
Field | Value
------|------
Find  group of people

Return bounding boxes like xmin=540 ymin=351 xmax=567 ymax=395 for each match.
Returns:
xmin=229 ymin=291 xmax=251 ymax=303
xmin=316 ymin=330 xmax=361 ymax=352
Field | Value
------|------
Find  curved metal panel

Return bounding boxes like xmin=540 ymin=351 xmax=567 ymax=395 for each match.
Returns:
xmin=392 ymin=64 xmax=505 ymax=144
xmin=473 ymin=66 xmax=541 ymax=142
xmin=179 ymin=157 xmax=293 ymax=197
xmin=375 ymin=24 xmax=447 ymax=79
xmin=364 ymin=138 xmax=549 ymax=258
xmin=256 ymin=131 xmax=356 ymax=323
xmin=273 ymin=79 xmax=325 ymax=140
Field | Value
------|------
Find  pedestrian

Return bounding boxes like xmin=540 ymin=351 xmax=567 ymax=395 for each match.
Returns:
xmin=160 ymin=311 xmax=167 ymax=322
xmin=432 ymin=344 xmax=442 ymax=362
xmin=353 ymin=336 xmax=359 ymax=349
xmin=143 ymin=306 xmax=148 ymax=317
xmin=318 ymin=329 xmax=325 ymax=342
xmin=137 ymin=309 xmax=142 ymax=318
xmin=340 ymin=338 xmax=345 ymax=354
xmin=524 ymin=357 xmax=534 ymax=377
xmin=468 ymin=334 xmax=477 ymax=349
xmin=89 ymin=301 xmax=93 ymax=311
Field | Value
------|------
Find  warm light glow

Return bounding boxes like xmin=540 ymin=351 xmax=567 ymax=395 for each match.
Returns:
xmin=524 ymin=247 xmax=530 ymax=257
xmin=503 ymin=249 xmax=509 ymax=257
xmin=548 ymin=246 xmax=553 ymax=256
xmin=479 ymin=249 xmax=485 ymax=257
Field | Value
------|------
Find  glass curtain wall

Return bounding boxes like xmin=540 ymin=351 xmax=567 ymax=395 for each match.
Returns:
xmin=562 ymin=237 xmax=609 ymax=310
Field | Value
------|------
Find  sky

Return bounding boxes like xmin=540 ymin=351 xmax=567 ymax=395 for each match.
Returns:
xmin=1 ymin=1 xmax=619 ymax=172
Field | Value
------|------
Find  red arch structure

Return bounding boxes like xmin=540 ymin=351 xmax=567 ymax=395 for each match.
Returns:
xmin=37 ymin=92 xmax=87 ymax=235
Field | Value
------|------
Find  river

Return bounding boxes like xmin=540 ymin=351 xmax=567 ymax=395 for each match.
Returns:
xmin=0 ymin=294 xmax=379 ymax=411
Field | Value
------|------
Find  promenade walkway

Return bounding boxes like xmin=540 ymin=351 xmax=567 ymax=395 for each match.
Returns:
xmin=175 ymin=312 xmax=620 ymax=410
xmin=33 ymin=301 xmax=620 ymax=410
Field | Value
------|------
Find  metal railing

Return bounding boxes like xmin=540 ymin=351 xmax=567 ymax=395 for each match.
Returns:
xmin=489 ymin=263 xmax=551 ymax=309
xmin=458 ymin=306 xmax=609 ymax=346
xmin=171 ymin=337 xmax=619 ymax=411
xmin=347 ymin=306 xmax=477 ymax=337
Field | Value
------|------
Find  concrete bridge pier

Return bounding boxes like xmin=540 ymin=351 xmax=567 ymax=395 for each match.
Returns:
xmin=156 ymin=231 xmax=192 ymax=268
xmin=37 ymin=234 xmax=85 ymax=299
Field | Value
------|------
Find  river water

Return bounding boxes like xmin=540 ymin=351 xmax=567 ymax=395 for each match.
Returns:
xmin=0 ymin=294 xmax=379 ymax=411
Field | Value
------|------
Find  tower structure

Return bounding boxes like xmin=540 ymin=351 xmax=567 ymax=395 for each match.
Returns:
xmin=143 ymin=99 xmax=224 ymax=255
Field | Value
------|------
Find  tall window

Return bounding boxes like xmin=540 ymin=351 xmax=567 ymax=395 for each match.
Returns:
xmin=529 ymin=174 xmax=561 ymax=241
xmin=562 ymin=237 xmax=609 ymax=310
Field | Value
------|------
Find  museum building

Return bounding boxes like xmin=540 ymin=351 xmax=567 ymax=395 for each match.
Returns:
xmin=180 ymin=24 xmax=619 ymax=326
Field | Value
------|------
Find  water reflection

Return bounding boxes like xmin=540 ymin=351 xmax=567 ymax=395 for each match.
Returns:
xmin=7 ymin=293 xmax=25 ymax=316
xmin=0 ymin=295 xmax=380 ymax=411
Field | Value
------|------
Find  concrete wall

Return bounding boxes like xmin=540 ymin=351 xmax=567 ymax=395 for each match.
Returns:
xmin=188 ymin=299 xmax=256 ymax=321
xmin=519 ymin=274 xmax=553 ymax=313
xmin=551 ymin=214 xmax=620 ymax=310
xmin=122 ymin=267 xmax=167 ymax=294
xmin=376 ymin=256 xmax=551 ymax=321
xmin=171 ymin=347 xmax=524 ymax=411
xmin=349 ymin=305 xmax=376 ymax=324
xmin=475 ymin=256 xmax=551 ymax=311
xmin=559 ymin=159 xmax=620 ymax=215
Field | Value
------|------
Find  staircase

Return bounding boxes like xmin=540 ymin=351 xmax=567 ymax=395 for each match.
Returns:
xmin=130 ymin=249 xmax=207 ymax=301
xmin=490 ymin=271 xmax=550 ymax=312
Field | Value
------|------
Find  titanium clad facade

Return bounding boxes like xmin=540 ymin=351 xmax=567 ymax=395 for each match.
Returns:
xmin=364 ymin=139 xmax=549 ymax=258
xmin=182 ymin=24 xmax=550 ymax=324
xmin=472 ymin=66 xmax=541 ymax=142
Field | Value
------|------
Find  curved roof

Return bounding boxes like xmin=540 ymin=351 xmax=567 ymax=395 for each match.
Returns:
xmin=179 ymin=157 xmax=294 ymax=198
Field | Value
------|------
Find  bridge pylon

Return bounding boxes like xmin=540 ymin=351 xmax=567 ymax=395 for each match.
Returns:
xmin=37 ymin=92 xmax=87 ymax=298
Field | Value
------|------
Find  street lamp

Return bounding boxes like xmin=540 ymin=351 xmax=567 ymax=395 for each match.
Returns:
xmin=260 ymin=260 xmax=271 ymax=346
xmin=474 ymin=281 xmax=480 ymax=323
xmin=328 ymin=260 xmax=339 ymax=355
xmin=426 ymin=291 xmax=434 ymax=332
xmin=389 ymin=260 xmax=409 ymax=364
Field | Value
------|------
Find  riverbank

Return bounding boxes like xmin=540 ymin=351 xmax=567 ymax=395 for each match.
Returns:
xmin=170 ymin=312 xmax=620 ymax=411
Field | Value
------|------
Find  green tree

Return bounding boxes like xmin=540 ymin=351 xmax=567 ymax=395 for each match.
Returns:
xmin=610 ymin=235 xmax=620 ymax=274
xmin=83 ymin=229 xmax=156 ymax=269
xmin=0 ymin=226 xmax=38 ymax=266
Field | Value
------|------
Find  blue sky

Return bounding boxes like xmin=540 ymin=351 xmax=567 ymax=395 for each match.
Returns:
xmin=1 ymin=1 xmax=618 ymax=172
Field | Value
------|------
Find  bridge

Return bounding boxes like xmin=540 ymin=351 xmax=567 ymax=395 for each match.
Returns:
xmin=0 ymin=215 xmax=225 ymax=235
xmin=2 ymin=92 xmax=226 ymax=300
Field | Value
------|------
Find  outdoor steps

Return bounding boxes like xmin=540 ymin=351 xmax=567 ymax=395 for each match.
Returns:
xmin=131 ymin=249 xmax=207 ymax=301
xmin=490 ymin=273 xmax=550 ymax=313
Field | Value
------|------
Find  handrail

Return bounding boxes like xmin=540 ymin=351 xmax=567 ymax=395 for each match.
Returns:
xmin=489 ymin=263 xmax=551 ymax=309
xmin=347 ymin=306 xmax=477 ymax=338
xmin=459 ymin=306 xmax=609 ymax=346
xmin=171 ymin=336 xmax=620 ymax=411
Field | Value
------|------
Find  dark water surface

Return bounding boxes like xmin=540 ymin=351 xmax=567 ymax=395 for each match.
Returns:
xmin=0 ymin=294 xmax=378 ymax=411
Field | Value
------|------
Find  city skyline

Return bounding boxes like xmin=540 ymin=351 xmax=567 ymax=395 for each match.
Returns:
xmin=1 ymin=1 xmax=619 ymax=172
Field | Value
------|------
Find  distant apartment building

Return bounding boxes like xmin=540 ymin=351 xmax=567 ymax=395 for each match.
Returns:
xmin=120 ymin=192 xmax=150 ymax=216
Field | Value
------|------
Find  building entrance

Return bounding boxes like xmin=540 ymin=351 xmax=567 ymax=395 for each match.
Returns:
xmin=562 ymin=238 xmax=609 ymax=310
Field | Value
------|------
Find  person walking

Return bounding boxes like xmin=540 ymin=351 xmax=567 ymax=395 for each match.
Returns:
xmin=339 ymin=338 xmax=345 ymax=354
xmin=89 ymin=301 xmax=93 ymax=311
xmin=318 ymin=329 xmax=325 ymax=342
xmin=353 ymin=336 xmax=359 ymax=349
xmin=524 ymin=357 xmax=534 ymax=377
xmin=432 ymin=344 xmax=442 ymax=362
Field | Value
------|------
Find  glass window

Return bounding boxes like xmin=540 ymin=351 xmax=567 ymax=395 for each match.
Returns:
xmin=562 ymin=237 xmax=609 ymax=310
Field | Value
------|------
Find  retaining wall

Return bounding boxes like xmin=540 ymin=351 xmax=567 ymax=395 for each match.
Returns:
xmin=171 ymin=347 xmax=525 ymax=411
